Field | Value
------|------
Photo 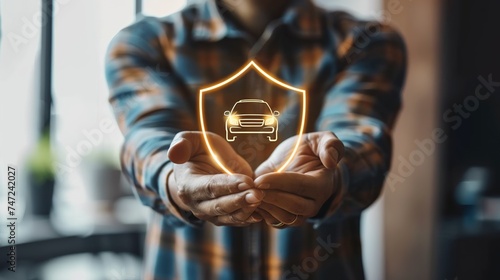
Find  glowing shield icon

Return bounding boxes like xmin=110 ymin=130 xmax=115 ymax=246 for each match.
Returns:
xmin=198 ymin=61 xmax=307 ymax=174
xmin=224 ymin=99 xmax=280 ymax=142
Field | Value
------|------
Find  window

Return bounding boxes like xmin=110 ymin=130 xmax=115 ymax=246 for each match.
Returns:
xmin=142 ymin=0 xmax=187 ymax=17
xmin=50 ymin=0 xmax=189 ymax=233
xmin=315 ymin=0 xmax=381 ymax=18
xmin=0 ymin=0 xmax=42 ymax=226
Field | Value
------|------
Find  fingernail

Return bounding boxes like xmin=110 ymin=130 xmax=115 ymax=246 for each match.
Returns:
xmin=246 ymin=193 xmax=261 ymax=204
xmin=247 ymin=214 xmax=262 ymax=223
xmin=246 ymin=217 xmax=257 ymax=223
xmin=328 ymin=147 xmax=339 ymax=165
xmin=258 ymin=183 xmax=270 ymax=189
xmin=169 ymin=138 xmax=184 ymax=149
xmin=238 ymin=182 xmax=252 ymax=191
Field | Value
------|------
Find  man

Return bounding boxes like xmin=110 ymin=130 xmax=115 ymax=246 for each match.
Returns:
xmin=105 ymin=0 xmax=406 ymax=279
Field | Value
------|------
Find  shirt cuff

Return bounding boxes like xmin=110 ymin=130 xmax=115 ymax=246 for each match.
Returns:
xmin=158 ymin=163 xmax=203 ymax=227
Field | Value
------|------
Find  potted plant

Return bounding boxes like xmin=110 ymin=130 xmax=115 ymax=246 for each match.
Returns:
xmin=27 ymin=132 xmax=56 ymax=217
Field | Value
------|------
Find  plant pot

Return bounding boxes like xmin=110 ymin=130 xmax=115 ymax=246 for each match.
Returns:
xmin=29 ymin=175 xmax=55 ymax=217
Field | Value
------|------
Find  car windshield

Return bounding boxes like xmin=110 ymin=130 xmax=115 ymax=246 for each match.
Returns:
xmin=232 ymin=102 xmax=272 ymax=115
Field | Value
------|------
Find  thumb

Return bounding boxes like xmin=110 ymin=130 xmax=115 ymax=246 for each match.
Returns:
xmin=167 ymin=131 xmax=254 ymax=177
xmin=254 ymin=158 xmax=275 ymax=178
xmin=311 ymin=132 xmax=344 ymax=169
xmin=254 ymin=136 xmax=297 ymax=177
xmin=167 ymin=131 xmax=202 ymax=164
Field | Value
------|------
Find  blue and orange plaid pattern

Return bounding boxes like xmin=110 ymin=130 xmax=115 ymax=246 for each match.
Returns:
xmin=105 ymin=0 xmax=406 ymax=279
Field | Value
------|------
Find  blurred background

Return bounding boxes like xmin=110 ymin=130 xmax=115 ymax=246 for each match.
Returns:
xmin=0 ymin=0 xmax=499 ymax=279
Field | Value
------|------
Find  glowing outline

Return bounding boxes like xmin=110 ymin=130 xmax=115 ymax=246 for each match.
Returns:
xmin=199 ymin=60 xmax=307 ymax=175
xmin=224 ymin=99 xmax=279 ymax=142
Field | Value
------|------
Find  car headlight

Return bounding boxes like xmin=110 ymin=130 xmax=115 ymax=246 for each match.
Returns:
xmin=265 ymin=117 xmax=275 ymax=125
xmin=228 ymin=116 xmax=239 ymax=125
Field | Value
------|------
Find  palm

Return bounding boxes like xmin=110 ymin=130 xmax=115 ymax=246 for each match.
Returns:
xmin=171 ymin=131 xmax=253 ymax=177
xmin=167 ymin=131 xmax=262 ymax=226
xmin=252 ymin=132 xmax=344 ymax=227
xmin=255 ymin=134 xmax=336 ymax=177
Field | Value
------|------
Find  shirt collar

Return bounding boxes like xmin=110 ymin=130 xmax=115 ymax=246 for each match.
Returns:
xmin=191 ymin=0 xmax=324 ymax=41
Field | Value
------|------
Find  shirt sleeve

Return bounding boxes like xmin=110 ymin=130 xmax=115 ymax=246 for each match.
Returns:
xmin=105 ymin=18 xmax=202 ymax=227
xmin=311 ymin=23 xmax=407 ymax=226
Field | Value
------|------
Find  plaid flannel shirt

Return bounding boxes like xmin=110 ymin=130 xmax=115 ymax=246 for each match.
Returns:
xmin=105 ymin=0 xmax=406 ymax=279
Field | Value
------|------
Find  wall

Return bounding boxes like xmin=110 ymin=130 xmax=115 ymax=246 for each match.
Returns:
xmin=381 ymin=0 xmax=442 ymax=279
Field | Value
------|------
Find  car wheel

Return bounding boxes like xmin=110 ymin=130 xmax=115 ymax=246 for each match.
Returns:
xmin=226 ymin=133 xmax=237 ymax=142
xmin=268 ymin=134 xmax=278 ymax=142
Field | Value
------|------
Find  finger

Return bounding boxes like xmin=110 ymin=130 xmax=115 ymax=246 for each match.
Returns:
xmin=211 ymin=208 xmax=262 ymax=226
xmin=208 ymin=215 xmax=247 ymax=227
xmin=196 ymin=189 xmax=264 ymax=216
xmin=167 ymin=131 xmax=203 ymax=164
xmin=219 ymin=205 xmax=260 ymax=223
xmin=254 ymin=158 xmax=277 ymax=178
xmin=307 ymin=132 xmax=344 ymax=169
xmin=258 ymin=202 xmax=298 ymax=225
xmin=261 ymin=190 xmax=317 ymax=217
xmin=254 ymin=172 xmax=324 ymax=199
xmin=255 ymin=208 xmax=282 ymax=227
xmin=249 ymin=212 xmax=263 ymax=222
xmin=182 ymin=174 xmax=254 ymax=201
xmin=168 ymin=131 xmax=253 ymax=176
xmin=231 ymin=206 xmax=262 ymax=223
xmin=207 ymin=132 xmax=253 ymax=177
xmin=209 ymin=218 xmax=247 ymax=227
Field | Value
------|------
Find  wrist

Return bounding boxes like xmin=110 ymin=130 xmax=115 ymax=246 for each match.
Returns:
xmin=167 ymin=168 xmax=191 ymax=212
xmin=311 ymin=169 xmax=344 ymax=220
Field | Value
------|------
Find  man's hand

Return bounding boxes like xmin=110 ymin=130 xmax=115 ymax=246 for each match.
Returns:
xmin=167 ymin=131 xmax=264 ymax=226
xmin=253 ymin=132 xmax=344 ymax=227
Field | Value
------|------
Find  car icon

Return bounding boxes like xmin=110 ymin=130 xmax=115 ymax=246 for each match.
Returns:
xmin=224 ymin=99 xmax=280 ymax=142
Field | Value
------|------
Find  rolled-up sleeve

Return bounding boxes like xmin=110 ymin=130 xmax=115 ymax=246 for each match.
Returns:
xmin=105 ymin=18 xmax=201 ymax=227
